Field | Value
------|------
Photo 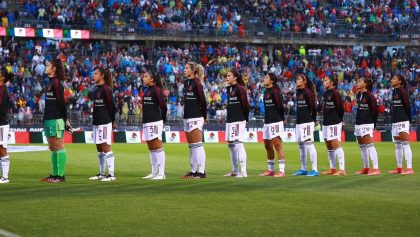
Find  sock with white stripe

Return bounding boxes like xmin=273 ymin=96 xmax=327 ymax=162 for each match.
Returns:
xmin=359 ymin=144 xmax=369 ymax=168
xmin=98 ymin=152 xmax=106 ymax=176
xmin=366 ymin=144 xmax=379 ymax=169
xmin=105 ymin=151 xmax=115 ymax=176
xmin=278 ymin=159 xmax=285 ymax=173
xmin=188 ymin=143 xmax=198 ymax=173
xmin=149 ymin=150 xmax=158 ymax=175
xmin=267 ymin=159 xmax=274 ymax=171
xmin=299 ymin=143 xmax=307 ymax=171
xmin=402 ymin=141 xmax=413 ymax=169
xmin=328 ymin=150 xmax=336 ymax=169
xmin=394 ymin=140 xmax=403 ymax=168
xmin=1 ymin=155 xmax=10 ymax=179
xmin=305 ymin=141 xmax=317 ymax=172
xmin=228 ymin=143 xmax=239 ymax=173
xmin=155 ymin=148 xmax=166 ymax=176
xmin=236 ymin=142 xmax=247 ymax=174
xmin=335 ymin=147 xmax=345 ymax=171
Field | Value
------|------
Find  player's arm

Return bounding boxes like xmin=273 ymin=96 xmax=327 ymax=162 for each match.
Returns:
xmin=238 ymin=85 xmax=250 ymax=122
xmin=401 ymin=88 xmax=411 ymax=121
xmin=103 ymin=85 xmax=116 ymax=124
xmin=369 ymin=93 xmax=378 ymax=125
xmin=154 ymin=86 xmax=167 ymax=123
xmin=334 ymin=89 xmax=344 ymax=120
xmin=195 ymin=79 xmax=207 ymax=120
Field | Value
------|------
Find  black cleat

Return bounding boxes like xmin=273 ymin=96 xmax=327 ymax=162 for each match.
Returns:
xmin=182 ymin=172 xmax=197 ymax=178
xmin=195 ymin=172 xmax=206 ymax=179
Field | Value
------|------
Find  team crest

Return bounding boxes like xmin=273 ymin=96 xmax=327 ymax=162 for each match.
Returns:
xmin=362 ymin=98 xmax=367 ymax=103
xmin=97 ymin=92 xmax=101 ymax=99
xmin=299 ymin=94 xmax=304 ymax=100
xmin=394 ymin=94 xmax=399 ymax=99
xmin=231 ymin=91 xmax=236 ymax=96
xmin=266 ymin=93 xmax=270 ymax=99
xmin=328 ymin=96 xmax=332 ymax=100
xmin=188 ymin=86 xmax=193 ymax=91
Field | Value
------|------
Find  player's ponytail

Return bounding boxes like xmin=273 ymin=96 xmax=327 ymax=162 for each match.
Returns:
xmin=396 ymin=74 xmax=407 ymax=88
xmin=48 ymin=58 xmax=66 ymax=81
xmin=196 ymin=64 xmax=205 ymax=82
xmin=363 ymin=77 xmax=373 ymax=92
xmin=299 ymin=74 xmax=317 ymax=98
xmin=97 ymin=67 xmax=114 ymax=88
xmin=231 ymin=70 xmax=245 ymax=87
xmin=325 ymin=75 xmax=338 ymax=87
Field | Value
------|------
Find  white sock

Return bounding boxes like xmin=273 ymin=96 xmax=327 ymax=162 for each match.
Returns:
xmin=335 ymin=147 xmax=345 ymax=171
xmin=299 ymin=143 xmax=307 ymax=171
xmin=278 ymin=159 xmax=285 ymax=173
xmin=359 ymin=144 xmax=369 ymax=168
xmin=188 ymin=143 xmax=198 ymax=173
xmin=395 ymin=140 xmax=403 ymax=168
xmin=105 ymin=151 xmax=115 ymax=176
xmin=366 ymin=144 xmax=379 ymax=169
xmin=328 ymin=150 xmax=336 ymax=169
xmin=267 ymin=159 xmax=274 ymax=171
xmin=228 ymin=143 xmax=239 ymax=173
xmin=1 ymin=155 xmax=10 ymax=179
xmin=305 ymin=141 xmax=317 ymax=172
xmin=196 ymin=144 xmax=206 ymax=174
xmin=236 ymin=142 xmax=247 ymax=174
xmin=149 ymin=150 xmax=158 ymax=175
xmin=402 ymin=141 xmax=413 ymax=169
xmin=98 ymin=152 xmax=106 ymax=176
xmin=155 ymin=148 xmax=166 ymax=176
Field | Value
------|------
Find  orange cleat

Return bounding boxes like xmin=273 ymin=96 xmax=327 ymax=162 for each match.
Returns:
xmin=402 ymin=168 xmax=414 ymax=175
xmin=355 ymin=168 xmax=370 ymax=175
xmin=320 ymin=169 xmax=336 ymax=175
xmin=332 ymin=170 xmax=347 ymax=176
xmin=367 ymin=169 xmax=381 ymax=176
xmin=273 ymin=172 xmax=285 ymax=177
xmin=388 ymin=167 xmax=403 ymax=174
xmin=259 ymin=170 xmax=275 ymax=176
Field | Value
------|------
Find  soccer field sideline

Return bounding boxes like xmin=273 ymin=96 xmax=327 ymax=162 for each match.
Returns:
xmin=1 ymin=142 xmax=419 ymax=237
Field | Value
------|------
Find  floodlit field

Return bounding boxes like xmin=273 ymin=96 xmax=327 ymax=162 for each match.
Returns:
xmin=1 ymin=142 xmax=419 ymax=237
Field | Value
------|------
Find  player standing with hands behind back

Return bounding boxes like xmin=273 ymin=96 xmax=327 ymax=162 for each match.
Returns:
xmin=0 ymin=68 xmax=13 ymax=184
xmin=182 ymin=62 xmax=207 ymax=178
xmin=142 ymin=69 xmax=167 ymax=180
xmin=89 ymin=67 xmax=117 ymax=182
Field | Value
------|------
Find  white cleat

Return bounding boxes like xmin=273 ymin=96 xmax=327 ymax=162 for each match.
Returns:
xmin=142 ymin=173 xmax=156 ymax=179
xmin=236 ymin=172 xmax=248 ymax=178
xmin=0 ymin=177 xmax=9 ymax=184
xmin=101 ymin=175 xmax=116 ymax=182
xmin=151 ymin=175 xmax=166 ymax=180
xmin=89 ymin=174 xmax=106 ymax=180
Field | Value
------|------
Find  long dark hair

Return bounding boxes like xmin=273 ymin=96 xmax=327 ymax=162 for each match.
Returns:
xmin=48 ymin=58 xmax=66 ymax=81
xmin=267 ymin=73 xmax=279 ymax=89
xmin=146 ymin=68 xmax=163 ymax=89
xmin=97 ymin=67 xmax=113 ymax=88
xmin=395 ymin=74 xmax=407 ymax=88
xmin=0 ymin=67 xmax=13 ymax=83
xmin=361 ymin=77 xmax=373 ymax=92
xmin=298 ymin=74 xmax=317 ymax=97
xmin=230 ymin=70 xmax=245 ymax=86
xmin=325 ymin=75 xmax=338 ymax=87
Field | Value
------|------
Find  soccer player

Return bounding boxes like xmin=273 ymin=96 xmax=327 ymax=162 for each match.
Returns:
xmin=259 ymin=73 xmax=286 ymax=177
xmin=389 ymin=74 xmax=413 ymax=175
xmin=41 ymin=58 xmax=72 ymax=183
xmin=293 ymin=74 xmax=319 ymax=177
xmin=141 ymin=70 xmax=167 ymax=180
xmin=182 ymin=62 xmax=207 ymax=178
xmin=89 ymin=67 xmax=117 ymax=182
xmin=224 ymin=70 xmax=249 ymax=178
xmin=320 ymin=76 xmax=346 ymax=176
xmin=0 ymin=68 xmax=13 ymax=184
xmin=354 ymin=77 xmax=380 ymax=175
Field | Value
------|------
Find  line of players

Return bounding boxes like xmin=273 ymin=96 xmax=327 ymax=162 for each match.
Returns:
xmin=0 ymin=60 xmax=414 ymax=183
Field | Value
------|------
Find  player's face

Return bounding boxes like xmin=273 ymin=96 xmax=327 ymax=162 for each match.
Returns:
xmin=93 ymin=69 xmax=104 ymax=84
xmin=184 ymin=64 xmax=193 ymax=78
xmin=357 ymin=78 xmax=366 ymax=90
xmin=323 ymin=77 xmax=333 ymax=89
xmin=142 ymin=72 xmax=153 ymax=86
xmin=263 ymin=74 xmax=272 ymax=87
xmin=391 ymin=75 xmax=400 ymax=88
xmin=296 ymin=75 xmax=305 ymax=89
xmin=226 ymin=72 xmax=236 ymax=86
xmin=45 ymin=61 xmax=56 ymax=77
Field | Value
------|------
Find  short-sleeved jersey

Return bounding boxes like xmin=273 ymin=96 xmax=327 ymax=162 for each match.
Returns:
xmin=0 ymin=85 xmax=9 ymax=125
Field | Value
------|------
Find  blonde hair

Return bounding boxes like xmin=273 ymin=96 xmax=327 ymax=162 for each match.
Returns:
xmin=196 ymin=64 xmax=205 ymax=81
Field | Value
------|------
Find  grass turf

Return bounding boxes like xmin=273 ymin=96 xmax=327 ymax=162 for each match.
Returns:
xmin=0 ymin=142 xmax=419 ymax=237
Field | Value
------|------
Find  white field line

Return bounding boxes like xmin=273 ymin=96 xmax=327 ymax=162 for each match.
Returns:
xmin=0 ymin=229 xmax=21 ymax=237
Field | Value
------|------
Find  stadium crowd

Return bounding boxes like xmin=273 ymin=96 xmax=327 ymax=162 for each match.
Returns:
xmin=0 ymin=36 xmax=419 ymax=125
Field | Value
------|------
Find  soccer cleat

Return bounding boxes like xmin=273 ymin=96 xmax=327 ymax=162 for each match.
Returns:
xmin=293 ymin=169 xmax=308 ymax=176
xmin=89 ymin=174 xmax=106 ymax=180
xmin=259 ymin=170 xmax=275 ymax=176
xmin=151 ymin=175 xmax=166 ymax=180
xmin=320 ymin=169 xmax=336 ymax=175
xmin=182 ymin=172 xmax=197 ymax=178
xmin=332 ymin=170 xmax=347 ymax=176
xmin=41 ymin=175 xmax=55 ymax=182
xmin=48 ymin=176 xmax=65 ymax=183
xmin=273 ymin=172 xmax=285 ymax=177
xmin=236 ymin=171 xmax=248 ymax=178
xmin=388 ymin=168 xmax=403 ymax=174
xmin=367 ymin=169 xmax=381 ymax=176
xmin=306 ymin=170 xmax=320 ymax=177
xmin=224 ymin=172 xmax=238 ymax=177
xmin=142 ymin=173 xmax=156 ymax=179
xmin=101 ymin=174 xmax=116 ymax=182
xmin=402 ymin=168 xmax=414 ymax=175
xmin=194 ymin=172 xmax=207 ymax=179
xmin=0 ymin=177 xmax=9 ymax=184
xmin=355 ymin=168 xmax=370 ymax=175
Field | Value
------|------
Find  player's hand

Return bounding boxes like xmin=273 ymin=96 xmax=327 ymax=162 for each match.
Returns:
xmin=204 ymin=118 xmax=209 ymax=124
xmin=112 ymin=122 xmax=118 ymax=129
xmin=65 ymin=119 xmax=73 ymax=134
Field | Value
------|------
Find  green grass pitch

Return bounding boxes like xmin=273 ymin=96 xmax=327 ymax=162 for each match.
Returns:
xmin=1 ymin=142 xmax=419 ymax=237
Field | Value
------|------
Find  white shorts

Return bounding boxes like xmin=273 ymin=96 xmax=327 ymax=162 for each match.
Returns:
xmin=392 ymin=121 xmax=410 ymax=137
xmin=354 ymin=124 xmax=374 ymax=138
xmin=225 ymin=121 xmax=246 ymax=142
xmin=143 ymin=120 xmax=163 ymax=141
xmin=183 ymin=117 xmax=204 ymax=132
xmin=296 ymin=122 xmax=314 ymax=142
xmin=93 ymin=123 xmax=112 ymax=145
xmin=322 ymin=123 xmax=342 ymax=141
xmin=0 ymin=124 xmax=9 ymax=148
xmin=263 ymin=121 xmax=284 ymax=140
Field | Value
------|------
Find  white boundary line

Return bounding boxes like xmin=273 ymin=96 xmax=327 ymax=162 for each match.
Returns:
xmin=0 ymin=229 xmax=21 ymax=237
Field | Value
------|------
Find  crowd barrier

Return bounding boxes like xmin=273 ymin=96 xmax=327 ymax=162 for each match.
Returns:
xmin=6 ymin=129 xmax=419 ymax=144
